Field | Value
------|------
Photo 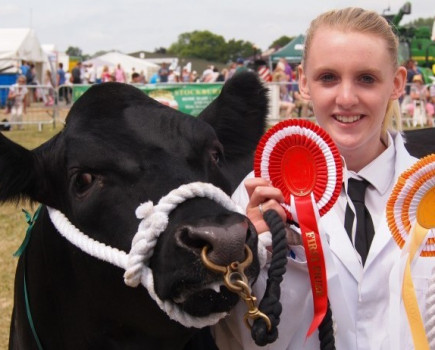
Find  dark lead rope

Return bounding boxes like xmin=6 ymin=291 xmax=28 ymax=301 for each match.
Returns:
xmin=252 ymin=209 xmax=336 ymax=349
xmin=318 ymin=300 xmax=335 ymax=349
xmin=251 ymin=209 xmax=287 ymax=346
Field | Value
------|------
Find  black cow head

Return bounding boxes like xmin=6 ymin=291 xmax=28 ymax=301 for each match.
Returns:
xmin=1 ymin=72 xmax=268 ymax=349
xmin=404 ymin=128 xmax=435 ymax=158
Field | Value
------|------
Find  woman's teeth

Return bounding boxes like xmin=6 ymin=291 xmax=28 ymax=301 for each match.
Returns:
xmin=335 ymin=115 xmax=361 ymax=123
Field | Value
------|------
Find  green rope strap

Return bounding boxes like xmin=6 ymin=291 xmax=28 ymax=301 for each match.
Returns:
xmin=13 ymin=206 xmax=44 ymax=350
xmin=13 ymin=206 xmax=42 ymax=257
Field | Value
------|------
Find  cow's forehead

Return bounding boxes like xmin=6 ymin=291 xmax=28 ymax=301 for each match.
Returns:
xmin=60 ymin=83 xmax=220 ymax=170
xmin=65 ymin=83 xmax=218 ymax=146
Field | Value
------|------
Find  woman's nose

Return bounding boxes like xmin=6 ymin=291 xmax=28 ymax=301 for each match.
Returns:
xmin=335 ymin=82 xmax=358 ymax=108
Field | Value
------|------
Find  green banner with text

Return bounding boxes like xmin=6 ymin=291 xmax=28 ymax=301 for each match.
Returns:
xmin=72 ymin=83 xmax=223 ymax=116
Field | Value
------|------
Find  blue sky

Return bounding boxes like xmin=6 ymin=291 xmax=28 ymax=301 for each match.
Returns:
xmin=0 ymin=0 xmax=433 ymax=55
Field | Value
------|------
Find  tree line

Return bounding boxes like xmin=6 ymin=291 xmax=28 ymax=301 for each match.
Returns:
xmin=65 ymin=31 xmax=294 ymax=63
xmin=66 ymin=16 xmax=433 ymax=63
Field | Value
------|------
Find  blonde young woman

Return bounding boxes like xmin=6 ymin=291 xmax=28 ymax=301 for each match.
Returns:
xmin=213 ymin=7 xmax=433 ymax=350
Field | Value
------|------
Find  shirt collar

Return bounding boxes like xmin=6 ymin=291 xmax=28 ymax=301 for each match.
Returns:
xmin=344 ymin=132 xmax=395 ymax=195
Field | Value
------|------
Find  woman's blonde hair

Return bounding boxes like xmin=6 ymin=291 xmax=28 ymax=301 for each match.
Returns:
xmin=302 ymin=7 xmax=402 ymax=134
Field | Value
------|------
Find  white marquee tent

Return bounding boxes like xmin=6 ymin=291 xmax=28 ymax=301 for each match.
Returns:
xmin=83 ymin=51 xmax=160 ymax=82
xmin=0 ymin=28 xmax=47 ymax=81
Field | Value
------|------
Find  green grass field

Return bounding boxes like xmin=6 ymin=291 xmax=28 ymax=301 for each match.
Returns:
xmin=0 ymin=125 xmax=63 ymax=349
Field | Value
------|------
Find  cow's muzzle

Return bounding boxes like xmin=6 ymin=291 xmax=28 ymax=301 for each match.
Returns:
xmin=47 ymin=181 xmax=249 ymax=329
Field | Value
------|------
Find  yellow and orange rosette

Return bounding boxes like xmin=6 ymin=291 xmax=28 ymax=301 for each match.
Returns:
xmin=387 ymin=154 xmax=435 ymax=350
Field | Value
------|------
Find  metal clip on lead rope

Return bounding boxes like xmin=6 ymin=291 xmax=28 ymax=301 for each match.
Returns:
xmin=201 ymin=245 xmax=272 ymax=331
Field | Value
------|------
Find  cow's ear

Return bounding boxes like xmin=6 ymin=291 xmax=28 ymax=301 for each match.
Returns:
xmin=198 ymin=71 xmax=267 ymax=161
xmin=0 ymin=133 xmax=58 ymax=206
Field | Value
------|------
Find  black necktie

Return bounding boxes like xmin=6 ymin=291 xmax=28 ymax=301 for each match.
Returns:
xmin=344 ymin=178 xmax=375 ymax=265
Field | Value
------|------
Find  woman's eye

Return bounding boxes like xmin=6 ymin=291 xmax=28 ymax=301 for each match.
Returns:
xmin=74 ymin=173 xmax=94 ymax=193
xmin=319 ymin=73 xmax=336 ymax=83
xmin=360 ymin=75 xmax=375 ymax=84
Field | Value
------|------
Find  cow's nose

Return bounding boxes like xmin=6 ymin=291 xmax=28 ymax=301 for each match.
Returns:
xmin=177 ymin=221 xmax=248 ymax=265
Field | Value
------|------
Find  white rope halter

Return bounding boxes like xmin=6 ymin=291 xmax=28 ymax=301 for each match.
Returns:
xmin=47 ymin=181 xmax=248 ymax=328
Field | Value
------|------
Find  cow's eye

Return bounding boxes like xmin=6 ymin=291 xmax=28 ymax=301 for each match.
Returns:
xmin=74 ymin=172 xmax=95 ymax=193
xmin=210 ymin=150 xmax=221 ymax=165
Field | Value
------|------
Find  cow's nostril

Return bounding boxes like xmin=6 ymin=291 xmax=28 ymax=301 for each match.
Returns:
xmin=176 ymin=221 xmax=248 ymax=266
xmin=178 ymin=227 xmax=209 ymax=249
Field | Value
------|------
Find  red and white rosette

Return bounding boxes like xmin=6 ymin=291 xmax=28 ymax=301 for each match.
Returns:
xmin=254 ymin=119 xmax=342 ymax=337
xmin=387 ymin=154 xmax=435 ymax=350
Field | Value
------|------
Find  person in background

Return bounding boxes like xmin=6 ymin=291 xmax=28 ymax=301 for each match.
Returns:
xmin=131 ymin=72 xmax=142 ymax=84
xmin=213 ymin=7 xmax=429 ymax=350
xmin=25 ymin=63 xmax=36 ymax=85
xmin=216 ymin=67 xmax=227 ymax=82
xmin=272 ymin=61 xmax=295 ymax=118
xmin=20 ymin=61 xmax=30 ymax=79
xmin=57 ymin=62 xmax=70 ymax=105
xmin=234 ymin=58 xmax=248 ymax=75
xmin=26 ymin=63 xmax=38 ymax=104
xmin=201 ymin=66 xmax=219 ymax=83
xmin=405 ymin=59 xmax=419 ymax=95
xmin=71 ymin=61 xmax=82 ymax=84
xmin=158 ymin=63 xmax=169 ymax=83
xmin=100 ymin=65 xmax=112 ymax=83
xmin=406 ymin=74 xmax=434 ymax=127
xmin=7 ymin=75 xmax=28 ymax=130
xmin=167 ymin=68 xmax=180 ymax=83
xmin=87 ymin=63 xmax=96 ymax=84
xmin=225 ymin=62 xmax=237 ymax=80
xmin=138 ymin=70 xmax=147 ymax=84
xmin=149 ymin=71 xmax=160 ymax=84
xmin=114 ymin=63 xmax=126 ymax=83
xmin=191 ymin=70 xmax=199 ymax=82
xmin=279 ymin=57 xmax=293 ymax=93
xmin=42 ymin=70 xmax=54 ymax=106
xmin=293 ymin=90 xmax=312 ymax=118
xmin=181 ymin=67 xmax=192 ymax=83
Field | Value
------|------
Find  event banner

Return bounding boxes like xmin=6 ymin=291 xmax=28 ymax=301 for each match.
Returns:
xmin=72 ymin=83 xmax=224 ymax=116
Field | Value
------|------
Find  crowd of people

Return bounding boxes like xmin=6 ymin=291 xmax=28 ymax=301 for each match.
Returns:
xmin=4 ymin=42 xmax=435 ymax=132
xmin=401 ymin=58 xmax=435 ymax=127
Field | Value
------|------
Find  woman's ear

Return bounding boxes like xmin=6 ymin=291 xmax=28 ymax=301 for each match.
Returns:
xmin=298 ymin=64 xmax=310 ymax=100
xmin=391 ymin=66 xmax=407 ymax=100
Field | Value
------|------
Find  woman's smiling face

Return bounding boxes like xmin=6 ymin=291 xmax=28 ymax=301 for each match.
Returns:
xmin=299 ymin=28 xmax=405 ymax=171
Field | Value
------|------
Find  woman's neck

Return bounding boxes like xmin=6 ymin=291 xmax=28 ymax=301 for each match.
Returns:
xmin=342 ymin=139 xmax=387 ymax=172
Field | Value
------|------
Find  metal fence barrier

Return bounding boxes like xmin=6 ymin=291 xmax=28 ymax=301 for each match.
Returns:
xmin=0 ymin=81 xmax=431 ymax=131
xmin=0 ymin=84 xmax=64 ymax=131
xmin=0 ymin=82 xmax=307 ymax=131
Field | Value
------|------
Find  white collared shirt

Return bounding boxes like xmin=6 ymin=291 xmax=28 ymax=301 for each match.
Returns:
xmin=338 ymin=132 xmax=396 ymax=246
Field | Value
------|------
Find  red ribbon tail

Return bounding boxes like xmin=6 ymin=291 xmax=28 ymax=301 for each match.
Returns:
xmin=294 ymin=194 xmax=328 ymax=338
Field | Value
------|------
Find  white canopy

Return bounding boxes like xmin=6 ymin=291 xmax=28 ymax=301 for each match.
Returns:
xmin=84 ymin=51 xmax=160 ymax=81
xmin=0 ymin=28 xmax=47 ymax=77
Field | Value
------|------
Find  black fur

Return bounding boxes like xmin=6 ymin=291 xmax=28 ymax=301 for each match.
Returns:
xmin=1 ymin=73 xmax=267 ymax=349
xmin=404 ymin=128 xmax=435 ymax=159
